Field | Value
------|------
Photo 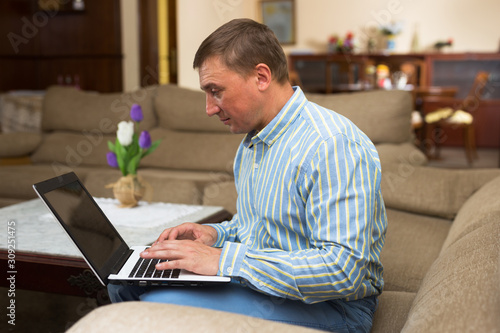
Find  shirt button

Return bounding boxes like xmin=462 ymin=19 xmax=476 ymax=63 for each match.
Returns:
xmin=254 ymin=163 xmax=259 ymax=169
xmin=226 ymin=267 xmax=233 ymax=274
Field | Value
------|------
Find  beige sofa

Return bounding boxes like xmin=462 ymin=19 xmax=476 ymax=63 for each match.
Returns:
xmin=0 ymin=85 xmax=425 ymax=214
xmin=68 ymin=164 xmax=500 ymax=333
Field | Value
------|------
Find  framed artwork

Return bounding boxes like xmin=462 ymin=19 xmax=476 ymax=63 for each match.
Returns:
xmin=260 ymin=0 xmax=295 ymax=44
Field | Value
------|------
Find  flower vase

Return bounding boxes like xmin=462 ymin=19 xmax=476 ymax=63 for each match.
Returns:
xmin=108 ymin=174 xmax=149 ymax=208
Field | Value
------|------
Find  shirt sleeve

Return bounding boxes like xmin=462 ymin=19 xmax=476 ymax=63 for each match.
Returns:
xmin=208 ymin=213 xmax=240 ymax=247
xmin=216 ymin=135 xmax=384 ymax=304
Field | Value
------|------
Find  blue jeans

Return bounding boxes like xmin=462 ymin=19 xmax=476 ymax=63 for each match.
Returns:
xmin=107 ymin=282 xmax=377 ymax=332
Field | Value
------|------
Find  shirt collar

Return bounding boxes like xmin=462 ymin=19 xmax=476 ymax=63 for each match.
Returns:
xmin=243 ymin=86 xmax=306 ymax=148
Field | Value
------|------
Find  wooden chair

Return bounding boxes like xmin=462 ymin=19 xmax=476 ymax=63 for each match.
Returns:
xmin=424 ymin=71 xmax=490 ymax=165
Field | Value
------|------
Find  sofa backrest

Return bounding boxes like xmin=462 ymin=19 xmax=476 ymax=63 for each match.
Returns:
xmin=306 ymin=90 xmax=413 ymax=144
xmin=402 ymin=175 xmax=500 ymax=332
xmin=141 ymin=85 xmax=244 ymax=173
xmin=41 ymin=85 xmax=157 ymax=133
xmin=381 ymin=163 xmax=500 ymax=219
xmin=31 ymin=85 xmax=158 ymax=168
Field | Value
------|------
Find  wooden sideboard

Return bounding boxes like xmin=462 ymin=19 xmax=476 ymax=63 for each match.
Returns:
xmin=289 ymin=52 xmax=500 ymax=148
xmin=0 ymin=0 xmax=123 ymax=93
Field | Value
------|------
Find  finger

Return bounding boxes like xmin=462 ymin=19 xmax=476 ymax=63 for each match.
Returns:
xmin=153 ymin=228 xmax=173 ymax=245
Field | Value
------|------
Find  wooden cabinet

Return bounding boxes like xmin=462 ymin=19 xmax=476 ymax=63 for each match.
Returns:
xmin=289 ymin=52 xmax=500 ymax=148
xmin=0 ymin=0 xmax=122 ymax=93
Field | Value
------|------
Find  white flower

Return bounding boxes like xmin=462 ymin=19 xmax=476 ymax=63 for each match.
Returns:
xmin=116 ymin=121 xmax=134 ymax=146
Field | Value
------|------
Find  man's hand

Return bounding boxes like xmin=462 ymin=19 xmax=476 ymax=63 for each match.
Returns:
xmin=140 ymin=223 xmax=222 ymax=276
xmin=153 ymin=222 xmax=218 ymax=246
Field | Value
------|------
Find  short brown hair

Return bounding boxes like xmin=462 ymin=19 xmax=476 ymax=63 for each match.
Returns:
xmin=193 ymin=18 xmax=289 ymax=84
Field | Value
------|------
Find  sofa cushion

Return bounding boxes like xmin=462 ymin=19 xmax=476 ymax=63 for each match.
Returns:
xmin=202 ymin=180 xmax=238 ymax=215
xmin=141 ymin=128 xmax=244 ymax=173
xmin=403 ymin=221 xmax=500 ymax=333
xmin=0 ymin=132 xmax=42 ymax=157
xmin=0 ymin=164 xmax=98 ymax=200
xmin=306 ymin=90 xmax=413 ymax=144
xmin=31 ymin=132 xmax=114 ymax=168
xmin=371 ymin=291 xmax=416 ymax=333
xmin=441 ymin=175 xmax=500 ymax=251
xmin=42 ymin=85 xmax=157 ymax=133
xmin=83 ymin=170 xmax=203 ymax=205
xmin=381 ymin=209 xmax=451 ymax=293
xmin=381 ymin=164 xmax=500 ymax=219
xmin=155 ymin=84 xmax=229 ymax=133
xmin=375 ymin=142 xmax=427 ymax=165
xmin=67 ymin=302 xmax=322 ymax=333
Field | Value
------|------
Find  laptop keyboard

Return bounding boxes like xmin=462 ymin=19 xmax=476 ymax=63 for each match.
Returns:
xmin=129 ymin=258 xmax=180 ymax=279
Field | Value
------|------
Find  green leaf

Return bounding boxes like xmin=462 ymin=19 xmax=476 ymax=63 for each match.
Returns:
xmin=127 ymin=153 xmax=141 ymax=175
xmin=114 ymin=139 xmax=128 ymax=176
xmin=107 ymin=140 xmax=115 ymax=152
xmin=141 ymin=140 xmax=161 ymax=158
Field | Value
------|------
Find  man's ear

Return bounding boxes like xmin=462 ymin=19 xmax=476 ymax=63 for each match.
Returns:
xmin=255 ymin=63 xmax=272 ymax=91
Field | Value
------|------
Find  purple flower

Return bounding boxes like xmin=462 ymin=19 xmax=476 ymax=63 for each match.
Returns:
xmin=106 ymin=151 xmax=119 ymax=168
xmin=130 ymin=104 xmax=143 ymax=122
xmin=139 ymin=131 xmax=152 ymax=149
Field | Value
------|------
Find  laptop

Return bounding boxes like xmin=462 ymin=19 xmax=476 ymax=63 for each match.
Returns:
xmin=33 ymin=172 xmax=231 ymax=287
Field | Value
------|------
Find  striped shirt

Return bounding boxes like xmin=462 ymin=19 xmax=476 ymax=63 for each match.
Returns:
xmin=211 ymin=87 xmax=387 ymax=304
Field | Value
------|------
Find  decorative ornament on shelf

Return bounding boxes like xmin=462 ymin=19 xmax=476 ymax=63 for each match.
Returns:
xmin=328 ymin=32 xmax=355 ymax=54
xmin=434 ymin=38 xmax=453 ymax=52
xmin=380 ymin=21 xmax=403 ymax=53
xmin=106 ymin=104 xmax=161 ymax=207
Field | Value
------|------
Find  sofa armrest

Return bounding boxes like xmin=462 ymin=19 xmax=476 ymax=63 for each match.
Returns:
xmin=67 ymin=302 xmax=321 ymax=333
xmin=381 ymin=163 xmax=500 ymax=219
xmin=0 ymin=132 xmax=42 ymax=158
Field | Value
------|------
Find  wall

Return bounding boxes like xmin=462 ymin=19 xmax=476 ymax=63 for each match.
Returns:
xmin=172 ymin=0 xmax=500 ymax=90
xmin=176 ymin=0 xmax=257 ymax=89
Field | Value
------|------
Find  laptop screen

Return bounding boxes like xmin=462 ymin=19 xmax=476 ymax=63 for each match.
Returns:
xmin=34 ymin=172 xmax=130 ymax=284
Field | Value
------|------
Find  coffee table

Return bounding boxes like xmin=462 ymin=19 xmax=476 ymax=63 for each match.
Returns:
xmin=0 ymin=198 xmax=232 ymax=302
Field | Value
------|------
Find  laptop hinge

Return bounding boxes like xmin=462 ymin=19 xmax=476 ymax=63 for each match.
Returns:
xmin=111 ymin=249 xmax=134 ymax=274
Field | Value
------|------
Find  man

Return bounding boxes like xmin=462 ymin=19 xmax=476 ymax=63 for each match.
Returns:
xmin=108 ymin=18 xmax=387 ymax=333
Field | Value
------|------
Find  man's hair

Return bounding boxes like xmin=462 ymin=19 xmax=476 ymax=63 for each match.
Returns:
xmin=193 ymin=18 xmax=289 ymax=84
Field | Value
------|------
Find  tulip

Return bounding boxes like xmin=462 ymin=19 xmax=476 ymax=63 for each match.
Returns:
xmin=106 ymin=152 xmax=119 ymax=168
xmin=116 ymin=121 xmax=134 ymax=146
xmin=130 ymin=104 xmax=143 ymax=122
xmin=139 ymin=131 xmax=152 ymax=149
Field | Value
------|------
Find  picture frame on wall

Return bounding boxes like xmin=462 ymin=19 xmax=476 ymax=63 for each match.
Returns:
xmin=260 ymin=0 xmax=295 ymax=44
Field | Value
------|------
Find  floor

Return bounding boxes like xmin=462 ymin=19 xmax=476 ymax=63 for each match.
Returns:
xmin=1 ymin=287 xmax=94 ymax=333
xmin=2 ymin=147 xmax=498 ymax=333
xmin=426 ymin=147 xmax=499 ymax=169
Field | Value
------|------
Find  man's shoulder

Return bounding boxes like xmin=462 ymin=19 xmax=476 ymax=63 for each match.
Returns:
xmin=298 ymin=100 xmax=361 ymax=141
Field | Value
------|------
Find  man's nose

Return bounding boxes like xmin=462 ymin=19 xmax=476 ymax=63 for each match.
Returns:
xmin=206 ymin=95 xmax=220 ymax=117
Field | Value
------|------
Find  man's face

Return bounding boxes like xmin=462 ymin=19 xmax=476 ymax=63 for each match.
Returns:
xmin=199 ymin=57 xmax=265 ymax=134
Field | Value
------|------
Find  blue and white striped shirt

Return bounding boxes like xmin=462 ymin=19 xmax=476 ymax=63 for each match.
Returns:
xmin=211 ymin=87 xmax=387 ymax=304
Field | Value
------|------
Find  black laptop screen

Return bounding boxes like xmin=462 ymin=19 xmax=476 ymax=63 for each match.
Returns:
xmin=41 ymin=176 xmax=127 ymax=279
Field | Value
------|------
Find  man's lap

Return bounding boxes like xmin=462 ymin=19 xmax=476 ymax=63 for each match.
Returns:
xmin=107 ymin=282 xmax=377 ymax=332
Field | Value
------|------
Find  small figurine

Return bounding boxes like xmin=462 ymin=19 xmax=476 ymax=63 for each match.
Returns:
xmin=434 ymin=38 xmax=453 ymax=52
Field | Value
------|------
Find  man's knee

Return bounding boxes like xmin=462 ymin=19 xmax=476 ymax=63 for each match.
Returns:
xmin=107 ymin=284 xmax=146 ymax=303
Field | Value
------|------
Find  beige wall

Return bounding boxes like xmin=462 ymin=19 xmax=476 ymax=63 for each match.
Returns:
xmin=123 ymin=0 xmax=500 ymax=91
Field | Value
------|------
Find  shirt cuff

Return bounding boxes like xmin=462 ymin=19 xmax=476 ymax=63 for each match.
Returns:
xmin=217 ymin=241 xmax=247 ymax=277
xmin=206 ymin=223 xmax=227 ymax=248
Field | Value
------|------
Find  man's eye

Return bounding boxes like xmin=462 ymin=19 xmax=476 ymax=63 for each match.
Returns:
xmin=211 ymin=89 xmax=220 ymax=97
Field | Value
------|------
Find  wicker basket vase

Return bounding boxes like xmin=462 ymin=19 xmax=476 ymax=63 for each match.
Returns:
xmin=108 ymin=174 xmax=149 ymax=208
